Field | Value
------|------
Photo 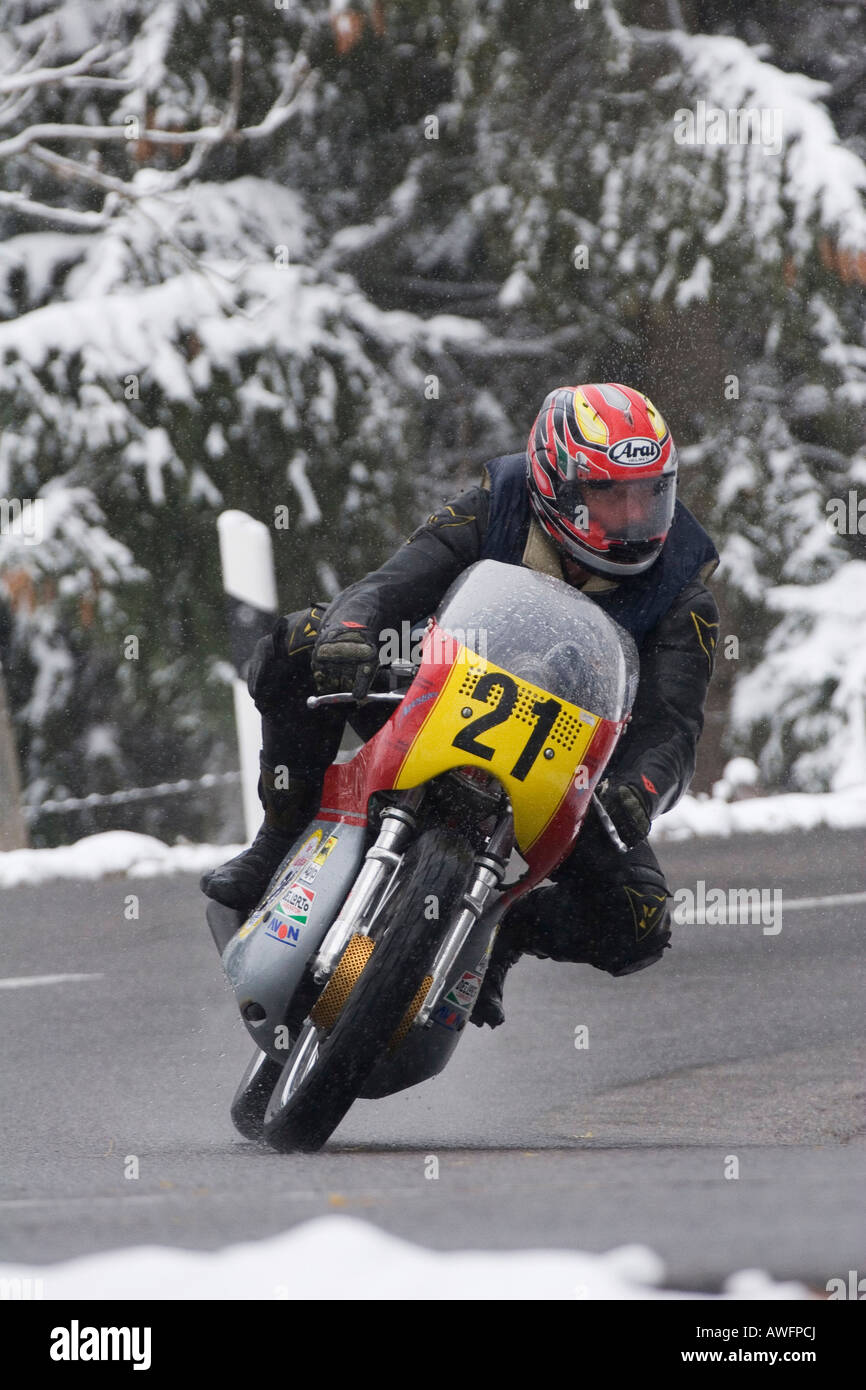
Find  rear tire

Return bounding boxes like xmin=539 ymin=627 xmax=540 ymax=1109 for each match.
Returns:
xmin=263 ymin=825 xmax=473 ymax=1153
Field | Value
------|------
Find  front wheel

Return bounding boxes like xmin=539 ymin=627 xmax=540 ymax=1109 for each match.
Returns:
xmin=230 ymin=1047 xmax=284 ymax=1141
xmin=263 ymin=824 xmax=474 ymax=1153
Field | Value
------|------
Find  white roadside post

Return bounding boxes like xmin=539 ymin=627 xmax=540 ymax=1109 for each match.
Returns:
xmin=217 ymin=511 xmax=278 ymax=843
xmin=0 ymin=660 xmax=28 ymax=850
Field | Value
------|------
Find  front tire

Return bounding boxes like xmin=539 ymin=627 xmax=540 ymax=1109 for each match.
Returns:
xmin=263 ymin=825 xmax=474 ymax=1153
xmin=230 ymin=1047 xmax=284 ymax=1141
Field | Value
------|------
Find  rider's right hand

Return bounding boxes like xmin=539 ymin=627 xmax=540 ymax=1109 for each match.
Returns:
xmin=311 ymin=623 xmax=379 ymax=700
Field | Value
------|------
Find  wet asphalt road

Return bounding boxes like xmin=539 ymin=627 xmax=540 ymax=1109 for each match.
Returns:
xmin=0 ymin=826 xmax=863 ymax=1292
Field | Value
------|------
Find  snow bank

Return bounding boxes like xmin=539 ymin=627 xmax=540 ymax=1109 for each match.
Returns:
xmin=651 ymin=784 xmax=866 ymax=842
xmin=0 ymin=1215 xmax=810 ymax=1301
xmin=0 ymin=831 xmax=242 ymax=888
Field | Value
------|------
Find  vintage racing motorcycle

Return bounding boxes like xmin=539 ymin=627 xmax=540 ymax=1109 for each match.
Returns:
xmin=205 ymin=559 xmax=638 ymax=1152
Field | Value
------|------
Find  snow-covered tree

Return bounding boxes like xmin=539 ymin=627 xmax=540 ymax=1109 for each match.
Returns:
xmin=2 ymin=0 xmax=865 ymax=845
xmin=0 ymin=1 xmax=485 ymax=841
xmin=368 ymin=0 xmax=866 ymax=790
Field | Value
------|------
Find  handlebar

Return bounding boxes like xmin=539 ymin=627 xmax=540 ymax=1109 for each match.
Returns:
xmin=306 ymin=692 xmax=406 ymax=709
xmin=591 ymin=792 xmax=628 ymax=853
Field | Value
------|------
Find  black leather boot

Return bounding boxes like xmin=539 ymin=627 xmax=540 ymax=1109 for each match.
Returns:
xmin=200 ymin=760 xmax=321 ymax=912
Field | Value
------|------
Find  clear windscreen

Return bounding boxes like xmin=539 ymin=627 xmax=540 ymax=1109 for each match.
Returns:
xmin=435 ymin=560 xmax=638 ymax=720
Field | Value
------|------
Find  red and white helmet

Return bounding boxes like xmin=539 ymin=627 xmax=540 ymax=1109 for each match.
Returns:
xmin=526 ymin=383 xmax=678 ymax=577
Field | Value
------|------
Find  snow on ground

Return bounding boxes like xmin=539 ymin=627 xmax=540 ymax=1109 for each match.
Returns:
xmin=649 ymin=783 xmax=866 ymax=842
xmin=0 ymin=1215 xmax=811 ymax=1300
xmin=0 ymin=830 xmax=243 ymax=889
xmin=2 ymin=781 xmax=866 ymax=888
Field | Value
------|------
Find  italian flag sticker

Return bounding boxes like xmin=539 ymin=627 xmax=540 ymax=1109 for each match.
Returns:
xmin=278 ymin=883 xmax=315 ymax=925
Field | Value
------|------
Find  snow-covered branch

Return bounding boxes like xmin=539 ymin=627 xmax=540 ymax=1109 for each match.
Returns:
xmin=0 ymin=55 xmax=313 ymax=159
xmin=26 ymin=142 xmax=135 ymax=199
xmin=0 ymin=26 xmax=314 ymax=227
xmin=0 ymin=190 xmax=107 ymax=229
xmin=320 ymin=164 xmax=423 ymax=270
xmin=634 ymin=28 xmax=866 ymax=256
xmin=0 ymin=122 xmax=202 ymax=159
xmin=0 ymin=43 xmax=112 ymax=95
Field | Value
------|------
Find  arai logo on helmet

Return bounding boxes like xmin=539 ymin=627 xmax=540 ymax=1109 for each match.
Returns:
xmin=609 ymin=436 xmax=662 ymax=466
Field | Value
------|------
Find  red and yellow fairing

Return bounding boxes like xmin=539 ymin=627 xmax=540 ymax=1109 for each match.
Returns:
xmin=320 ymin=623 xmax=627 ymax=894
xmin=394 ymin=647 xmax=595 ymax=850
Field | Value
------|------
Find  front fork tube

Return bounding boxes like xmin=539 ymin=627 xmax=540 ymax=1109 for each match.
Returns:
xmin=415 ymin=814 xmax=513 ymax=1028
xmin=310 ymin=788 xmax=426 ymax=985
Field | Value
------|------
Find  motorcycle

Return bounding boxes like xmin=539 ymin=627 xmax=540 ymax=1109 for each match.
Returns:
xmin=205 ymin=558 xmax=638 ymax=1152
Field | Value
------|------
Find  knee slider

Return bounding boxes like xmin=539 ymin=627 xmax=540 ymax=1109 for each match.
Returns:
xmin=598 ymin=888 xmax=672 ymax=976
xmin=246 ymin=621 xmax=289 ymax=709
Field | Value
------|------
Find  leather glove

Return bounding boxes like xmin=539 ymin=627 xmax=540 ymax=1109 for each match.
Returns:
xmin=595 ymin=778 xmax=651 ymax=849
xmin=311 ymin=624 xmax=379 ymax=700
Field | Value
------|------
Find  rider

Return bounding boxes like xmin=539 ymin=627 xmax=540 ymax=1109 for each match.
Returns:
xmin=201 ymin=383 xmax=720 ymax=1028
